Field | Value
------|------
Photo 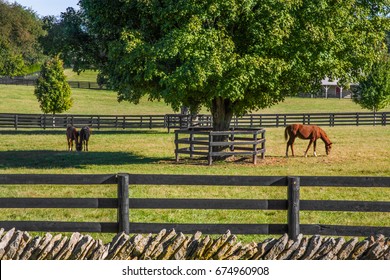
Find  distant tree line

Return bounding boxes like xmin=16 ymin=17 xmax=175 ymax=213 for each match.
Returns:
xmin=0 ymin=0 xmax=45 ymax=76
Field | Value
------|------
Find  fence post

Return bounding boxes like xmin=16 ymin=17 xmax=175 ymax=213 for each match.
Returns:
xmin=287 ymin=176 xmax=300 ymax=240
xmin=175 ymin=131 xmax=179 ymax=162
xmin=117 ymin=174 xmax=130 ymax=234
xmin=382 ymin=112 xmax=386 ymax=126
xmin=189 ymin=131 xmax=194 ymax=159
xmin=253 ymin=131 xmax=258 ymax=164
xmin=208 ymin=133 xmax=213 ymax=165
xmin=14 ymin=114 xmax=18 ymax=130
xmin=261 ymin=129 xmax=266 ymax=159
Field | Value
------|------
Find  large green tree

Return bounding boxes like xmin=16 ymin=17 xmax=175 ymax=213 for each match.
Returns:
xmin=0 ymin=0 xmax=45 ymax=76
xmin=40 ymin=7 xmax=103 ymax=73
xmin=79 ymin=0 xmax=389 ymax=131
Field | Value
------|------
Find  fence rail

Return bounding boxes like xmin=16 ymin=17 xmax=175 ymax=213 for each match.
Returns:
xmin=0 ymin=113 xmax=166 ymax=130
xmin=0 ymin=77 xmax=104 ymax=89
xmin=175 ymin=128 xmax=266 ymax=165
xmin=167 ymin=112 xmax=389 ymax=129
xmin=0 ymin=112 xmax=388 ymax=131
xmin=0 ymin=174 xmax=389 ymax=239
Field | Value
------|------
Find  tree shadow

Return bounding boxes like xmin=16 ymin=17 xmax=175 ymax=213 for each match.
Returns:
xmin=0 ymin=129 xmax=168 ymax=136
xmin=0 ymin=150 xmax=168 ymax=169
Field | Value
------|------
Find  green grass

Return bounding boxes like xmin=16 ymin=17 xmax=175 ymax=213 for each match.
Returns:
xmin=1 ymin=126 xmax=389 ymax=243
xmin=1 ymin=84 xmax=386 ymax=115
xmin=0 ymin=83 xmax=389 ymax=244
xmin=64 ymin=69 xmax=99 ymax=82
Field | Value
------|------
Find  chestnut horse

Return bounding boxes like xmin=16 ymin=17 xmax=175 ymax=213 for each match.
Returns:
xmin=285 ymin=124 xmax=332 ymax=157
xmin=66 ymin=125 xmax=79 ymax=151
xmin=77 ymin=126 xmax=92 ymax=151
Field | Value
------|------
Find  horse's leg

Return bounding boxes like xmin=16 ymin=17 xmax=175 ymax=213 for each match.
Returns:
xmin=304 ymin=139 xmax=314 ymax=157
xmin=286 ymin=136 xmax=295 ymax=157
xmin=86 ymin=140 xmax=88 ymax=151
xmin=313 ymin=140 xmax=317 ymax=157
xmin=285 ymin=142 xmax=289 ymax=157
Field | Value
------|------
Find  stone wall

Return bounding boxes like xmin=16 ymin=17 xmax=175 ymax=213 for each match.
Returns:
xmin=0 ymin=228 xmax=389 ymax=260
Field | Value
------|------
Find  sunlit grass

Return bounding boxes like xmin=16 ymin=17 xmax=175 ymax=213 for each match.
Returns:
xmin=1 ymin=83 xmax=389 ymax=244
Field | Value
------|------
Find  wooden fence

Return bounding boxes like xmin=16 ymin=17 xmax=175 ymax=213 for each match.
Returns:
xmin=0 ymin=77 xmax=104 ymax=90
xmin=166 ymin=112 xmax=389 ymax=129
xmin=0 ymin=112 xmax=388 ymax=131
xmin=0 ymin=174 xmax=389 ymax=239
xmin=0 ymin=113 xmax=166 ymax=130
xmin=175 ymin=128 xmax=266 ymax=165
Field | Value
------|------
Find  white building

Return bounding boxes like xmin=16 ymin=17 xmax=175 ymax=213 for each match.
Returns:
xmin=320 ymin=78 xmax=356 ymax=99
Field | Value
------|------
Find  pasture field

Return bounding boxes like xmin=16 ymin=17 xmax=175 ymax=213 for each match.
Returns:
xmin=0 ymin=82 xmax=389 ymax=243
xmin=1 ymin=126 xmax=389 ymax=243
xmin=0 ymin=84 xmax=386 ymax=115
xmin=63 ymin=69 xmax=99 ymax=82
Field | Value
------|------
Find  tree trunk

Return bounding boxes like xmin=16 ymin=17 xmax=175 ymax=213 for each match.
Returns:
xmin=210 ymin=97 xmax=234 ymax=156
xmin=211 ymin=97 xmax=234 ymax=131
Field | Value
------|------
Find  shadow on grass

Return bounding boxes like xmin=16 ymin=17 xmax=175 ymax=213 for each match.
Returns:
xmin=0 ymin=129 xmax=168 ymax=136
xmin=0 ymin=150 xmax=167 ymax=169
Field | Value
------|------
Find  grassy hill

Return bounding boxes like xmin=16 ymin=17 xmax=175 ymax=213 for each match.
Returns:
xmin=0 ymin=84 xmax=383 ymax=115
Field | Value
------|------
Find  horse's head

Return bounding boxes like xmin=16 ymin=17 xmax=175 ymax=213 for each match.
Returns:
xmin=325 ymin=143 xmax=332 ymax=155
xmin=76 ymin=142 xmax=82 ymax=152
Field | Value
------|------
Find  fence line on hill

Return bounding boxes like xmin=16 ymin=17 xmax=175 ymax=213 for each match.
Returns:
xmin=0 ymin=174 xmax=389 ymax=239
xmin=0 ymin=77 xmax=104 ymax=90
xmin=0 ymin=112 xmax=388 ymax=130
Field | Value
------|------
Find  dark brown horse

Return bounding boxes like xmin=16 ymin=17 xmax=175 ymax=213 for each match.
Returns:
xmin=77 ymin=126 xmax=92 ymax=151
xmin=285 ymin=124 xmax=332 ymax=157
xmin=66 ymin=125 xmax=79 ymax=151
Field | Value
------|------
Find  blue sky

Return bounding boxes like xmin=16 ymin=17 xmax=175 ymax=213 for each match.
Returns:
xmin=14 ymin=0 xmax=79 ymax=17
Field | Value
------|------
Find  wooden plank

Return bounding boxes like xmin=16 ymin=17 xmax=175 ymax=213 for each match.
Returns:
xmin=127 ymin=174 xmax=288 ymax=186
xmin=0 ymin=198 xmax=117 ymax=208
xmin=300 ymin=176 xmax=390 ymax=187
xmin=175 ymin=139 xmax=210 ymax=145
xmin=210 ymin=151 xmax=257 ymax=156
xmin=301 ymin=200 xmax=390 ymax=212
xmin=128 ymin=222 xmax=287 ymax=235
xmin=300 ymin=224 xmax=390 ymax=237
xmin=128 ymin=198 xmax=287 ymax=210
xmin=0 ymin=174 xmax=117 ymax=185
xmin=210 ymin=141 xmax=263 ymax=146
xmin=0 ymin=221 xmax=118 ymax=233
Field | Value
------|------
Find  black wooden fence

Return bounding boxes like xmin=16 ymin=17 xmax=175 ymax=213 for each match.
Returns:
xmin=0 ymin=113 xmax=166 ymax=130
xmin=0 ymin=174 xmax=389 ymax=239
xmin=0 ymin=112 xmax=388 ymax=131
xmin=0 ymin=77 xmax=104 ymax=90
xmin=166 ymin=112 xmax=389 ymax=129
xmin=175 ymin=128 xmax=266 ymax=165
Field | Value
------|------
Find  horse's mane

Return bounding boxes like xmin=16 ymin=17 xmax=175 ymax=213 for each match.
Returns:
xmin=319 ymin=127 xmax=331 ymax=145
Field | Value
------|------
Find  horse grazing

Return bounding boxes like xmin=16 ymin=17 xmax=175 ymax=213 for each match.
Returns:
xmin=285 ymin=124 xmax=332 ymax=157
xmin=77 ymin=126 xmax=92 ymax=151
xmin=66 ymin=125 xmax=79 ymax=151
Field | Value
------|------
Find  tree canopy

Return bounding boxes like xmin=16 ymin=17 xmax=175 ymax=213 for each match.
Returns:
xmin=0 ymin=0 xmax=45 ymax=76
xmin=79 ymin=0 xmax=390 ymax=130
xmin=40 ymin=7 xmax=102 ymax=73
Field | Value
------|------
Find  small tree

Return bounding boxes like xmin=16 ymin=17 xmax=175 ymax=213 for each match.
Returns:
xmin=352 ymin=56 xmax=390 ymax=114
xmin=34 ymin=56 xmax=73 ymax=115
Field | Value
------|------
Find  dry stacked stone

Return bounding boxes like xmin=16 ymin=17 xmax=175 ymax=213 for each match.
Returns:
xmin=0 ymin=228 xmax=389 ymax=260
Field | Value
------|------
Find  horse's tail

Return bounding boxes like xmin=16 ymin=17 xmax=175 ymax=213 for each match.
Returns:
xmin=284 ymin=125 xmax=290 ymax=141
